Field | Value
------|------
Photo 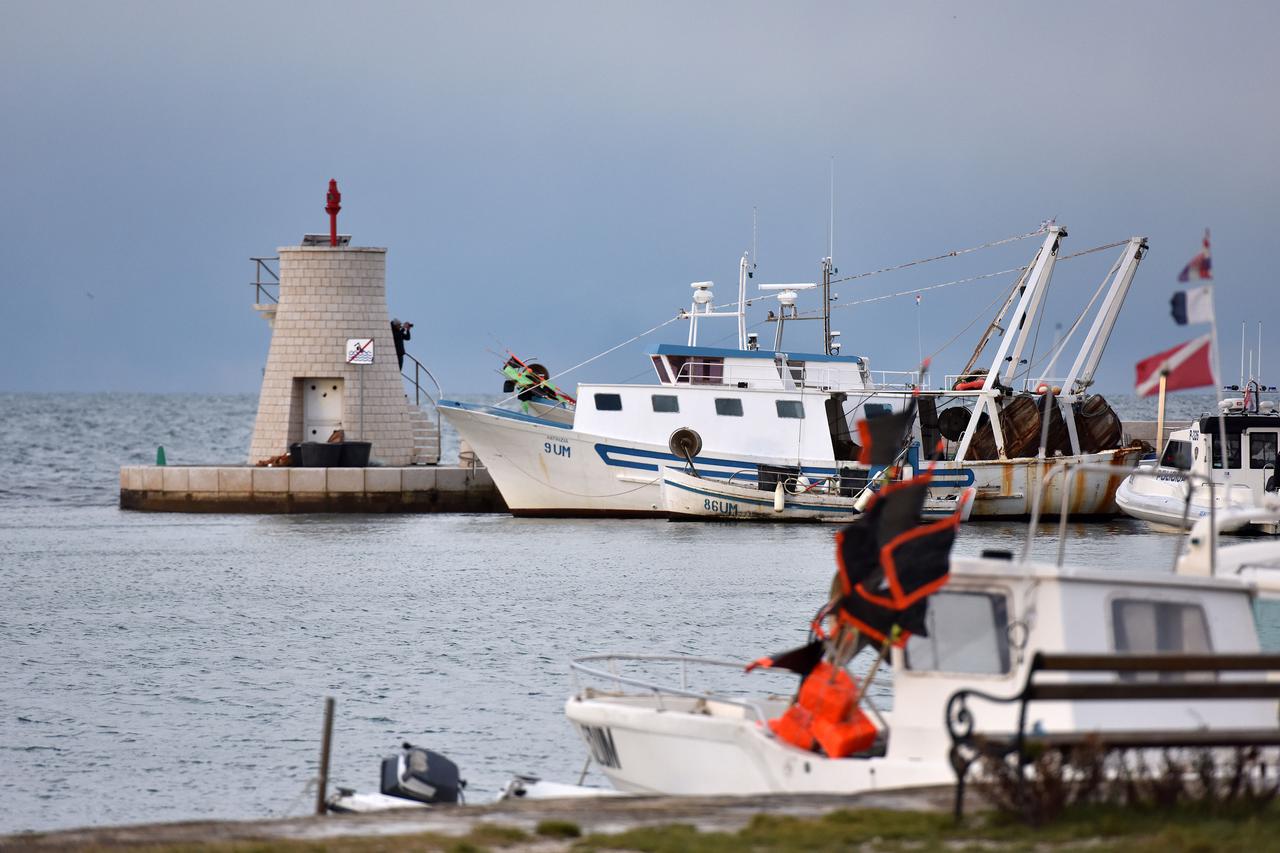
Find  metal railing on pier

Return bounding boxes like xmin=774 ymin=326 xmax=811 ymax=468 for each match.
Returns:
xmin=403 ymin=353 xmax=443 ymax=465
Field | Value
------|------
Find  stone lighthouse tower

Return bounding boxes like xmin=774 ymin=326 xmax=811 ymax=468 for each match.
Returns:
xmin=248 ymin=182 xmax=420 ymax=466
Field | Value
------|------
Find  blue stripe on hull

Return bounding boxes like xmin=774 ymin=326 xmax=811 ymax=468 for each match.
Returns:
xmin=594 ymin=443 xmax=838 ymax=477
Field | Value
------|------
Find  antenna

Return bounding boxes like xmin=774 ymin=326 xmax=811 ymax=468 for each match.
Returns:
xmin=828 ymin=157 xmax=835 ymax=262
xmin=1259 ymin=321 xmax=1264 ymax=383
xmin=752 ymin=207 xmax=759 ymax=271
xmin=1241 ymin=321 xmax=1246 ymax=388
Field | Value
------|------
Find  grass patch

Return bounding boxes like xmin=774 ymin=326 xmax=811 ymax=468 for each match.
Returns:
xmin=571 ymin=804 xmax=1280 ymax=852
xmin=466 ymin=823 xmax=529 ymax=846
xmin=535 ymin=818 xmax=583 ymax=838
xmin=28 ymin=803 xmax=1280 ymax=852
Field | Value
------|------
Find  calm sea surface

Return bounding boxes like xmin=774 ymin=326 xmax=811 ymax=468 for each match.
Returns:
xmin=1 ymin=392 xmax=1275 ymax=834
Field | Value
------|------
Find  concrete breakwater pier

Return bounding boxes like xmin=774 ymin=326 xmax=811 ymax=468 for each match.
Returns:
xmin=118 ymin=464 xmax=503 ymax=513
xmin=118 ymin=183 xmax=505 ymax=514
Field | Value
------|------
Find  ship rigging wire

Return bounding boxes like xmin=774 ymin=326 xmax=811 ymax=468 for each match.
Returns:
xmin=491 ymin=234 xmax=1130 ymax=405
xmin=827 ymin=226 xmax=1048 ymax=287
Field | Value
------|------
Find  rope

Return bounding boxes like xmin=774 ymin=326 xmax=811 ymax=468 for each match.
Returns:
xmin=828 ymin=227 xmax=1047 ymax=286
xmin=829 ymin=266 xmax=1029 ymax=313
xmin=278 ymin=776 xmax=317 ymax=817
xmin=1057 ymin=240 xmax=1130 ymax=261
xmin=490 ymin=236 xmax=1130 ymax=410
xmin=925 ymin=279 xmax=1019 ymax=364
xmin=1022 ymin=250 xmax=1126 ymax=382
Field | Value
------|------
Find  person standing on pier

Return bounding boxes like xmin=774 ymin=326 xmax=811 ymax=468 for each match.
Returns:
xmin=390 ymin=318 xmax=413 ymax=370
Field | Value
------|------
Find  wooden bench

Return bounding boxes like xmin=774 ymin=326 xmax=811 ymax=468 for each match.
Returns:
xmin=945 ymin=652 xmax=1280 ymax=819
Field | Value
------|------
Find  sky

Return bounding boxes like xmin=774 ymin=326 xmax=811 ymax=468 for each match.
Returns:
xmin=2 ymin=1 xmax=1278 ymax=396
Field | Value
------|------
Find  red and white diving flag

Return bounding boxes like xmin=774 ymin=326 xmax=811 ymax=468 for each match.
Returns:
xmin=1135 ymin=334 xmax=1215 ymax=397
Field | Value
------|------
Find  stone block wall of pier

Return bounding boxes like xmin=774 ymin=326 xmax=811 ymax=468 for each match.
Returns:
xmin=248 ymin=246 xmax=416 ymax=466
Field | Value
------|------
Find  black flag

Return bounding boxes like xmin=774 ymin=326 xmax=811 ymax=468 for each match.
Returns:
xmin=856 ymin=398 xmax=918 ymax=466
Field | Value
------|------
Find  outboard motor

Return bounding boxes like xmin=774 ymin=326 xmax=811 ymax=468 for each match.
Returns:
xmin=380 ymin=742 xmax=465 ymax=805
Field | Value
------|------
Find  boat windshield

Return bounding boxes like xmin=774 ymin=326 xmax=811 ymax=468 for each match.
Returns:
xmin=1159 ymin=439 xmax=1193 ymax=471
xmin=904 ymin=590 xmax=1011 ymax=675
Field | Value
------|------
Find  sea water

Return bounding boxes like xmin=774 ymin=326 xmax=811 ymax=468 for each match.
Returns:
xmin=0 ymin=392 xmax=1274 ymax=834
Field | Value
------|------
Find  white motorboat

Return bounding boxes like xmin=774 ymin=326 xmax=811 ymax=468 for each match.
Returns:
xmin=564 ymin=463 xmax=1280 ymax=797
xmin=1116 ymin=397 xmax=1280 ymax=534
xmin=660 ymin=466 xmax=976 ymax=523
xmin=327 ymin=742 xmax=465 ymax=814
xmin=443 ymin=227 xmax=1148 ymax=519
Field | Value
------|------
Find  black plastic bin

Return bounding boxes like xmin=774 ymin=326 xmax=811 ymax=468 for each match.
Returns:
xmin=289 ymin=443 xmax=303 ymax=466
xmin=299 ymin=441 xmax=343 ymax=467
xmin=338 ymin=441 xmax=372 ymax=468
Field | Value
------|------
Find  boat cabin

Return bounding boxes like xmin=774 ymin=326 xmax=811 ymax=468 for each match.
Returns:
xmin=1155 ymin=405 xmax=1280 ymax=504
xmin=886 ymin=556 xmax=1269 ymax=765
xmin=566 ymin=550 xmax=1276 ymax=796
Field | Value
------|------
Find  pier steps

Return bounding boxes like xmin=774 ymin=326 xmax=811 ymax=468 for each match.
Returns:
xmin=409 ymin=407 xmax=440 ymax=465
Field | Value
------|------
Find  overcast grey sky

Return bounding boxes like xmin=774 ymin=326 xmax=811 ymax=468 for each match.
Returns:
xmin=2 ymin=1 xmax=1277 ymax=395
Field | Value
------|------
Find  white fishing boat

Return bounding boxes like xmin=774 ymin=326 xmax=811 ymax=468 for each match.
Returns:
xmin=442 ymin=227 xmax=1148 ymax=519
xmin=563 ymin=463 xmax=1280 ymax=797
xmin=1116 ymin=395 xmax=1280 ymax=534
xmin=660 ymin=466 xmax=976 ymax=523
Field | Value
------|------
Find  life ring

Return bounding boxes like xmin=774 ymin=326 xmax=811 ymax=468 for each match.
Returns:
xmin=954 ymin=379 xmax=985 ymax=391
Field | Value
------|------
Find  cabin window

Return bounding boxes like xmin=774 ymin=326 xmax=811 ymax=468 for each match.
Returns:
xmin=905 ymin=591 xmax=1011 ymax=675
xmin=1112 ymin=600 xmax=1211 ymax=655
xmin=715 ymin=398 xmax=744 ymax=417
xmin=1158 ymin=440 xmax=1192 ymax=471
xmin=651 ymin=356 xmax=671 ymax=384
xmin=864 ymin=403 xmax=894 ymax=419
xmin=1211 ymin=431 xmax=1242 ymax=469
xmin=651 ymin=394 xmax=679 ymax=413
xmin=1250 ymin=433 xmax=1277 ymax=470
xmin=776 ymin=400 xmax=805 ymax=419
xmin=594 ymin=393 xmax=623 ymax=411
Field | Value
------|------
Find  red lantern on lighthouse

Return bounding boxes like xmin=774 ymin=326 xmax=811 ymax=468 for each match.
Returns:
xmin=325 ymin=180 xmax=342 ymax=247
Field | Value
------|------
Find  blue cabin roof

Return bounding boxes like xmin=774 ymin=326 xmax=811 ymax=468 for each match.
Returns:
xmin=649 ymin=343 xmax=864 ymax=365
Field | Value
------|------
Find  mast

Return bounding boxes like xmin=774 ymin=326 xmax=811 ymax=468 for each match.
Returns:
xmin=1241 ymin=321 xmax=1246 ymax=388
xmin=822 ymin=256 xmax=834 ymax=354
xmin=824 ymin=157 xmax=836 ymax=355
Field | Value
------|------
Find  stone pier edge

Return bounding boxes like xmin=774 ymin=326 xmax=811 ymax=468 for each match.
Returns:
xmin=118 ymin=465 xmax=505 ymax=514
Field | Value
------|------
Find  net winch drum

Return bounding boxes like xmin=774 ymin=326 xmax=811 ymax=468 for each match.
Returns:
xmin=668 ymin=427 xmax=703 ymax=475
xmin=668 ymin=427 xmax=702 ymax=460
xmin=380 ymin=742 xmax=465 ymax=805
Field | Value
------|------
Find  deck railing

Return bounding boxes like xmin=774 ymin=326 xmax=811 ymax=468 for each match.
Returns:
xmin=570 ymin=653 xmax=780 ymax=729
xmin=668 ymin=358 xmax=918 ymax=391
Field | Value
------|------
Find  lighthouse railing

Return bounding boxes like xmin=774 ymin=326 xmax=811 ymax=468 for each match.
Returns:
xmin=250 ymin=257 xmax=280 ymax=304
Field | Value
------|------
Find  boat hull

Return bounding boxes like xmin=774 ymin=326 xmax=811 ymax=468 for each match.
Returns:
xmin=442 ymin=401 xmax=1141 ymax=519
xmin=1115 ymin=467 xmax=1273 ymax=533
xmin=661 ymin=468 xmax=975 ymax=523
xmin=564 ymin=696 xmax=952 ymax=796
